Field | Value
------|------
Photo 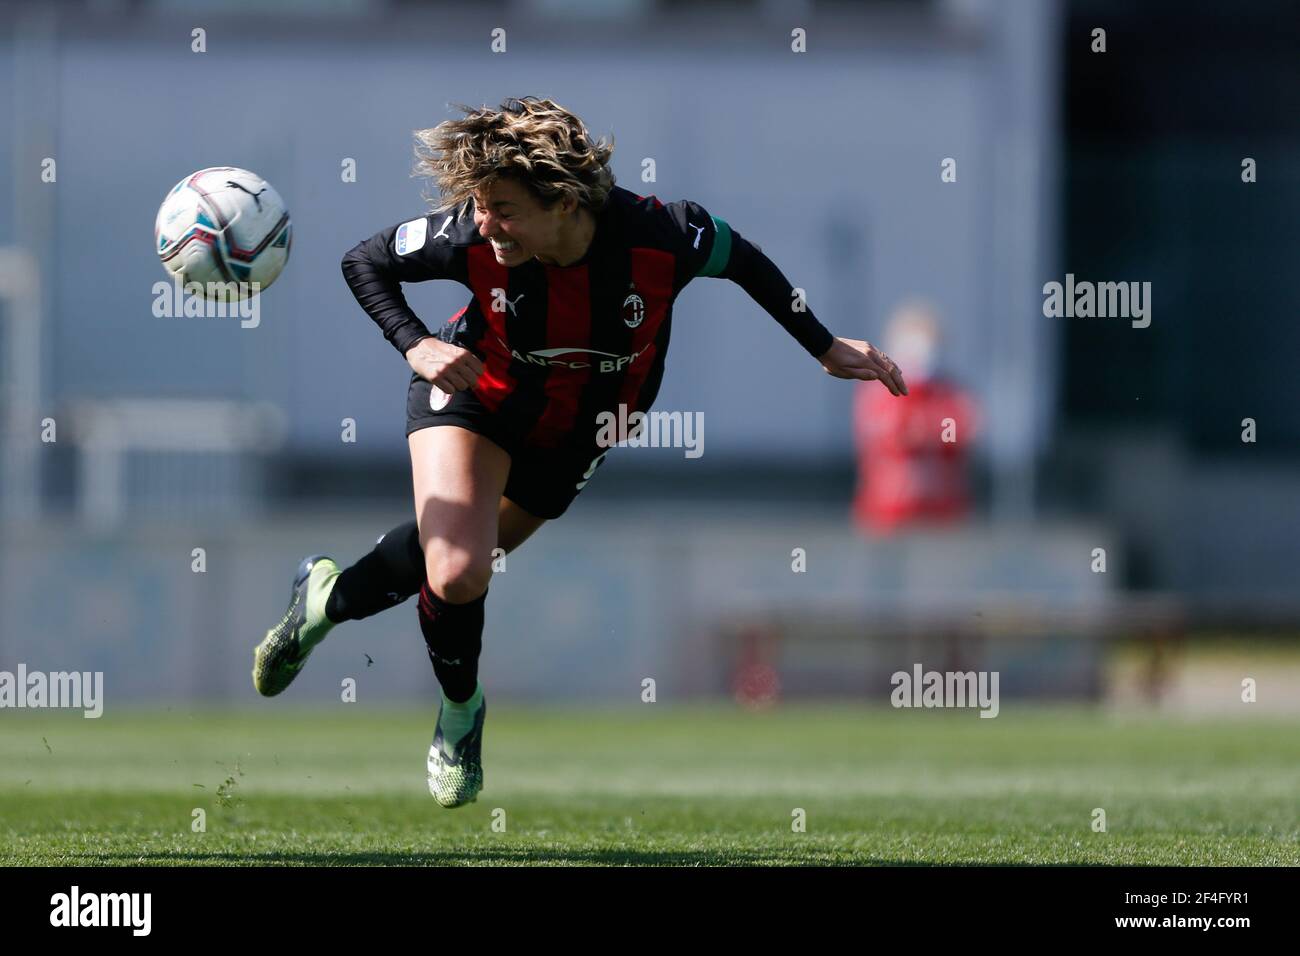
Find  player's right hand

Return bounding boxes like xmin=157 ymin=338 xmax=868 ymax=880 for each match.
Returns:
xmin=405 ymin=337 xmax=484 ymax=397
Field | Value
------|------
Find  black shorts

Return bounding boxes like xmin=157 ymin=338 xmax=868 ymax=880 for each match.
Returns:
xmin=405 ymin=372 xmax=610 ymax=520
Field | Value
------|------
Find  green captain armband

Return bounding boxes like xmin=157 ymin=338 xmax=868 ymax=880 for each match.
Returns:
xmin=695 ymin=216 xmax=732 ymax=277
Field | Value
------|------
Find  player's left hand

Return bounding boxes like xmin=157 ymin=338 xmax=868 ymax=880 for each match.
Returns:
xmin=818 ymin=337 xmax=908 ymax=396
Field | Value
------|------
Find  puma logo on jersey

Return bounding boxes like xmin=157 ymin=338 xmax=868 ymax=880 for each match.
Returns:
xmin=688 ymin=222 xmax=706 ymax=249
xmin=575 ymin=451 xmax=608 ymax=490
xmin=491 ymin=288 xmax=527 ymax=315
xmin=432 ymin=216 xmax=453 ymax=240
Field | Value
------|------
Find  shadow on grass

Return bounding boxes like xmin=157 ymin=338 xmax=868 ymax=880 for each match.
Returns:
xmin=78 ymin=848 xmax=1113 ymax=866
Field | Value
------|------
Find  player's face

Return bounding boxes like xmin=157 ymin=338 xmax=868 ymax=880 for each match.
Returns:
xmin=471 ymin=178 xmax=573 ymax=267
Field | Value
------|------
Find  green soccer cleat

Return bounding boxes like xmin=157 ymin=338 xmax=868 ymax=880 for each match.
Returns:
xmin=252 ymin=554 xmax=340 ymax=697
xmin=426 ymin=696 xmax=486 ymax=808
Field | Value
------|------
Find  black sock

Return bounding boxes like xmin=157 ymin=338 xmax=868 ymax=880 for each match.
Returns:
xmin=417 ymin=580 xmax=486 ymax=703
xmin=325 ymin=520 xmax=424 ymax=623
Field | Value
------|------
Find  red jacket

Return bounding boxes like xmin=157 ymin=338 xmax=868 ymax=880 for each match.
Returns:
xmin=852 ymin=375 xmax=978 ymax=533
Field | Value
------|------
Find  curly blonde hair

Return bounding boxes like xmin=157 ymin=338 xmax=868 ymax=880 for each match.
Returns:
xmin=414 ymin=96 xmax=616 ymax=216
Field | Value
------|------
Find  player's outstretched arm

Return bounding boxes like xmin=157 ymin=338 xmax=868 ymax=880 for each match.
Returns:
xmin=816 ymin=336 xmax=907 ymax=395
xmin=709 ymin=223 xmax=907 ymax=396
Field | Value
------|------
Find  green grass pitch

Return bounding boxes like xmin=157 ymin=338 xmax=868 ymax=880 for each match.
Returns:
xmin=1 ymin=706 xmax=1297 ymax=865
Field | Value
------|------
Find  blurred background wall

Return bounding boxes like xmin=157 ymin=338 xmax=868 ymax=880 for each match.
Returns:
xmin=1 ymin=0 xmax=1296 ymax=705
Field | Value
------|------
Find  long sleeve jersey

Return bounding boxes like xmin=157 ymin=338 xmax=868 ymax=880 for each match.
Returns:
xmin=341 ymin=185 xmax=834 ymax=449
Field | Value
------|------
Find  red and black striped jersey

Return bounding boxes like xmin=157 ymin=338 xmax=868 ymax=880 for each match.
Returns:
xmin=342 ymin=185 xmax=834 ymax=450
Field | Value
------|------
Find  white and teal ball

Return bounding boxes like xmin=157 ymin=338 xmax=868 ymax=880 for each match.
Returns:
xmin=155 ymin=166 xmax=291 ymax=298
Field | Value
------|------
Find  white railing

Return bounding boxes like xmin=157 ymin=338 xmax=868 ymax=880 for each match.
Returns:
xmin=67 ymin=398 xmax=287 ymax=529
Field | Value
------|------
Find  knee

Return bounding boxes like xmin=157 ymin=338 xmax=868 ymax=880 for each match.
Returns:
xmin=423 ymin=545 xmax=491 ymax=604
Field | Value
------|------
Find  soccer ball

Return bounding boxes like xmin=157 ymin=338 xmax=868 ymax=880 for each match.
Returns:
xmin=154 ymin=166 xmax=291 ymax=298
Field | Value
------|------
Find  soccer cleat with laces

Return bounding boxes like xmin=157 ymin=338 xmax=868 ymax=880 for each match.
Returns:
xmin=251 ymin=554 xmax=340 ymax=697
xmin=426 ymin=696 xmax=486 ymax=808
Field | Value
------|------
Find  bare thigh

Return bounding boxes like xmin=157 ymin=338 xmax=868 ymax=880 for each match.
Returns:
xmin=409 ymin=426 xmax=510 ymax=603
xmin=497 ymin=497 xmax=547 ymax=554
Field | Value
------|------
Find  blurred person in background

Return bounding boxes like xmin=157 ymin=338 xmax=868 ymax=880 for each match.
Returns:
xmin=853 ymin=300 xmax=979 ymax=535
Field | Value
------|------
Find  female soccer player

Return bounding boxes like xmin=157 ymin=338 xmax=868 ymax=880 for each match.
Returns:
xmin=252 ymin=96 xmax=907 ymax=808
